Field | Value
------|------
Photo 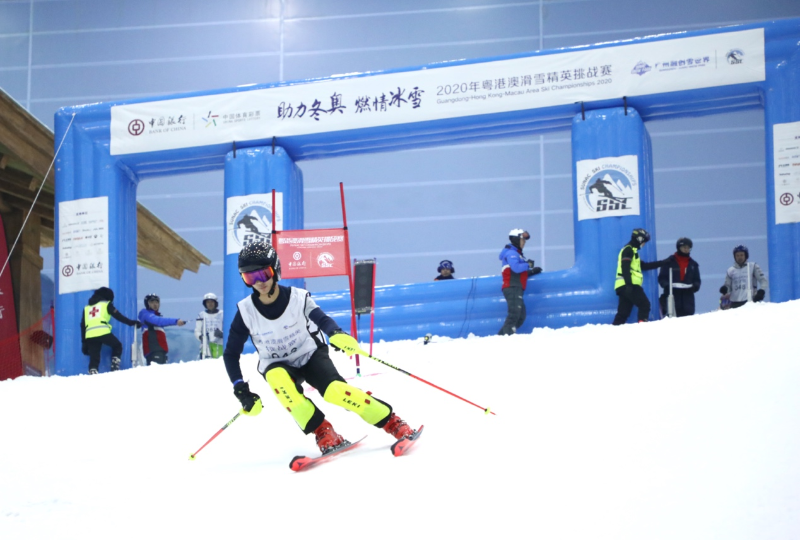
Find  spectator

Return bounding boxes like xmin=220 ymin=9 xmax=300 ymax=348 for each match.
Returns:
xmin=195 ymin=292 xmax=224 ymax=359
xmin=658 ymin=237 xmax=701 ymax=317
xmin=80 ymin=286 xmax=140 ymax=375
xmin=612 ymin=228 xmax=668 ymax=325
xmin=498 ymin=228 xmax=542 ymax=335
xmin=224 ymin=240 xmax=418 ymax=455
xmin=138 ymin=294 xmax=186 ymax=365
xmin=434 ymin=260 xmax=455 ymax=281
xmin=719 ymin=245 xmax=768 ymax=309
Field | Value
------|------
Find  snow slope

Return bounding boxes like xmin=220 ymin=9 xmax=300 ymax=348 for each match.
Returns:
xmin=1 ymin=300 xmax=799 ymax=540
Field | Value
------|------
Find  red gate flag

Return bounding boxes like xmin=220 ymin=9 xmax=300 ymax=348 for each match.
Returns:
xmin=274 ymin=228 xmax=350 ymax=279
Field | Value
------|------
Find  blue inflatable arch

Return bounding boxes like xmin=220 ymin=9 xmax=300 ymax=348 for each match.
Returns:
xmin=55 ymin=19 xmax=800 ymax=375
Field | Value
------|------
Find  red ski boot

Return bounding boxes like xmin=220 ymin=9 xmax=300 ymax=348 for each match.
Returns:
xmin=382 ymin=413 xmax=415 ymax=440
xmin=314 ymin=419 xmax=345 ymax=455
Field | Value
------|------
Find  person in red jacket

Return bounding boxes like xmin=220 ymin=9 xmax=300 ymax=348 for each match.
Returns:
xmin=498 ymin=228 xmax=542 ymax=335
xmin=137 ymin=294 xmax=185 ymax=365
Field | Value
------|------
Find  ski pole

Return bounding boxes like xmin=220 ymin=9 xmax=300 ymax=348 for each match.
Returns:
xmin=189 ymin=411 xmax=241 ymax=460
xmin=355 ymin=347 xmax=496 ymax=416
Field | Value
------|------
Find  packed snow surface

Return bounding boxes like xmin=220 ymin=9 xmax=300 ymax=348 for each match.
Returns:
xmin=2 ymin=301 xmax=799 ymax=539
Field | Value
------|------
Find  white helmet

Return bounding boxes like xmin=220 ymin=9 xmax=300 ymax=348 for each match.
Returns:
xmin=202 ymin=292 xmax=218 ymax=308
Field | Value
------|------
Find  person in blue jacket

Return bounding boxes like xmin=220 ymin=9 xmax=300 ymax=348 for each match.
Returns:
xmin=658 ymin=237 xmax=701 ymax=317
xmin=138 ymin=294 xmax=186 ymax=365
xmin=498 ymin=228 xmax=542 ymax=335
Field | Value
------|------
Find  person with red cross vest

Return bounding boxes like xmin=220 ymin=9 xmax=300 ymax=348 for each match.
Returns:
xmin=80 ymin=287 xmax=140 ymax=374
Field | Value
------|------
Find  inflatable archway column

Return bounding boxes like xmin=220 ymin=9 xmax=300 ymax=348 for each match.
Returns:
xmin=764 ymin=36 xmax=800 ymax=302
xmin=222 ymin=146 xmax=305 ymax=353
xmin=54 ymin=111 xmax=139 ymax=376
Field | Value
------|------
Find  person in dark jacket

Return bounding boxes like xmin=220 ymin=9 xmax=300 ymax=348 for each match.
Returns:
xmin=612 ymin=228 xmax=668 ymax=325
xmin=658 ymin=237 xmax=701 ymax=317
xmin=138 ymin=294 xmax=185 ymax=365
xmin=498 ymin=228 xmax=542 ymax=335
xmin=434 ymin=260 xmax=455 ymax=281
xmin=80 ymin=286 xmax=140 ymax=374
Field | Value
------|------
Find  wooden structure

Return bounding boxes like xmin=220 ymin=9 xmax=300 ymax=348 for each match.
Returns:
xmin=0 ymin=88 xmax=210 ymax=375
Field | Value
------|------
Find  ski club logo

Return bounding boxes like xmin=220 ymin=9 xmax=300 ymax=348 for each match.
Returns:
xmin=231 ymin=202 xmax=272 ymax=251
xmin=726 ymin=49 xmax=744 ymax=65
xmin=631 ymin=61 xmax=651 ymax=76
xmin=576 ymin=156 xmax=640 ymax=221
xmin=316 ymin=252 xmax=335 ymax=268
xmin=128 ymin=119 xmax=145 ymax=136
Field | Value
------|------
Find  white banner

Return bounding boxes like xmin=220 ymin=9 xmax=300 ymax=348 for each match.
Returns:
xmin=111 ymin=28 xmax=765 ymax=155
xmin=576 ymin=155 xmax=640 ymax=221
xmin=773 ymin=121 xmax=800 ymax=225
xmin=226 ymin=193 xmax=283 ymax=255
xmin=58 ymin=197 xmax=109 ymax=294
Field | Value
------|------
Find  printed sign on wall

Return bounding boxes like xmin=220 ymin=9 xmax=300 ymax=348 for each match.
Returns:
xmin=226 ymin=193 xmax=283 ymax=255
xmin=274 ymin=229 xmax=349 ymax=279
xmin=576 ymin=155 xmax=640 ymax=221
xmin=58 ymin=197 xmax=109 ymax=294
xmin=110 ymin=29 xmax=765 ymax=155
xmin=773 ymin=121 xmax=800 ymax=225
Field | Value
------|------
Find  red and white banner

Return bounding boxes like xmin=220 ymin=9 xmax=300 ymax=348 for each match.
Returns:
xmin=274 ymin=228 xmax=349 ymax=279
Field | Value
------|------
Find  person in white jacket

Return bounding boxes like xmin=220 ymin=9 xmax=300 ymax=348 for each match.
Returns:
xmin=195 ymin=292 xmax=224 ymax=358
xmin=719 ymin=245 xmax=768 ymax=309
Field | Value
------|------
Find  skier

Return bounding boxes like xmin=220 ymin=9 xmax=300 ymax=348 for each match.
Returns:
xmin=195 ymin=292 xmax=224 ymax=359
xmin=719 ymin=245 xmax=768 ymax=309
xmin=80 ymin=286 xmax=140 ymax=374
xmin=612 ymin=228 xmax=668 ymax=325
xmin=224 ymin=240 xmax=418 ymax=455
xmin=498 ymin=228 xmax=542 ymax=335
xmin=658 ymin=237 xmax=701 ymax=317
xmin=138 ymin=294 xmax=186 ymax=365
xmin=434 ymin=260 xmax=455 ymax=281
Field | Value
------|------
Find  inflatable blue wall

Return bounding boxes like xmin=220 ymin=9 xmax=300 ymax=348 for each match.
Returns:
xmin=53 ymin=19 xmax=800 ymax=374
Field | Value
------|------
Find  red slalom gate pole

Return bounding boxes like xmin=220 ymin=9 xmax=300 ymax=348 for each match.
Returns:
xmin=189 ymin=411 xmax=241 ymax=460
xmin=358 ymin=349 xmax=496 ymax=416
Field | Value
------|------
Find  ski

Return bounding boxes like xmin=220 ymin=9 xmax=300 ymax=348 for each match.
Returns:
xmin=391 ymin=425 xmax=424 ymax=457
xmin=289 ymin=435 xmax=367 ymax=472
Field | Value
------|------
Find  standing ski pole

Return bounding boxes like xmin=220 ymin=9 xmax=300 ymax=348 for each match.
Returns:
xmin=328 ymin=333 xmax=496 ymax=415
xmin=189 ymin=411 xmax=241 ymax=460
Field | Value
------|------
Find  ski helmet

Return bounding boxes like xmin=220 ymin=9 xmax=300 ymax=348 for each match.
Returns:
xmin=509 ymin=228 xmax=530 ymax=247
xmin=631 ymin=228 xmax=651 ymax=245
xmin=733 ymin=244 xmax=749 ymax=261
xmin=437 ymin=260 xmax=454 ymax=273
xmin=238 ymin=240 xmax=281 ymax=281
xmin=144 ymin=293 xmax=160 ymax=308
xmin=676 ymin=237 xmax=693 ymax=251
xmin=202 ymin=292 xmax=218 ymax=309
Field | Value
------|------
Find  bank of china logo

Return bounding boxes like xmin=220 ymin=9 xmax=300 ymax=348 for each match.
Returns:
xmin=726 ymin=49 xmax=744 ymax=65
xmin=631 ymin=61 xmax=651 ymax=76
xmin=233 ymin=204 xmax=272 ymax=250
xmin=582 ymin=170 xmax=635 ymax=214
xmin=317 ymin=252 xmax=335 ymax=268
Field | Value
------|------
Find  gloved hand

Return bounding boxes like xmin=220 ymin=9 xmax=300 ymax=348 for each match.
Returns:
xmin=692 ymin=284 xmax=700 ymax=293
xmin=329 ymin=331 xmax=361 ymax=356
xmin=134 ymin=321 xmax=142 ymax=328
xmin=81 ymin=342 xmax=88 ymax=355
xmin=754 ymin=289 xmax=765 ymax=302
xmin=233 ymin=381 xmax=262 ymax=416
xmin=719 ymin=286 xmax=728 ymax=295
xmin=214 ymin=328 xmax=224 ymax=339
xmin=527 ymin=267 xmax=543 ymax=276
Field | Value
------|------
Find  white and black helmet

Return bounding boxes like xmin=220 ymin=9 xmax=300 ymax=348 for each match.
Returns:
xmin=202 ymin=292 xmax=218 ymax=308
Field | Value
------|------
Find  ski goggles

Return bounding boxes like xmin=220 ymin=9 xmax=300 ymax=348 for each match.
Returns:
xmin=240 ymin=266 xmax=274 ymax=286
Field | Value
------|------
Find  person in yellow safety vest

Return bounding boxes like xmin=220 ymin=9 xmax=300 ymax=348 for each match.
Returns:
xmin=80 ymin=287 xmax=141 ymax=374
xmin=612 ymin=228 xmax=669 ymax=325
